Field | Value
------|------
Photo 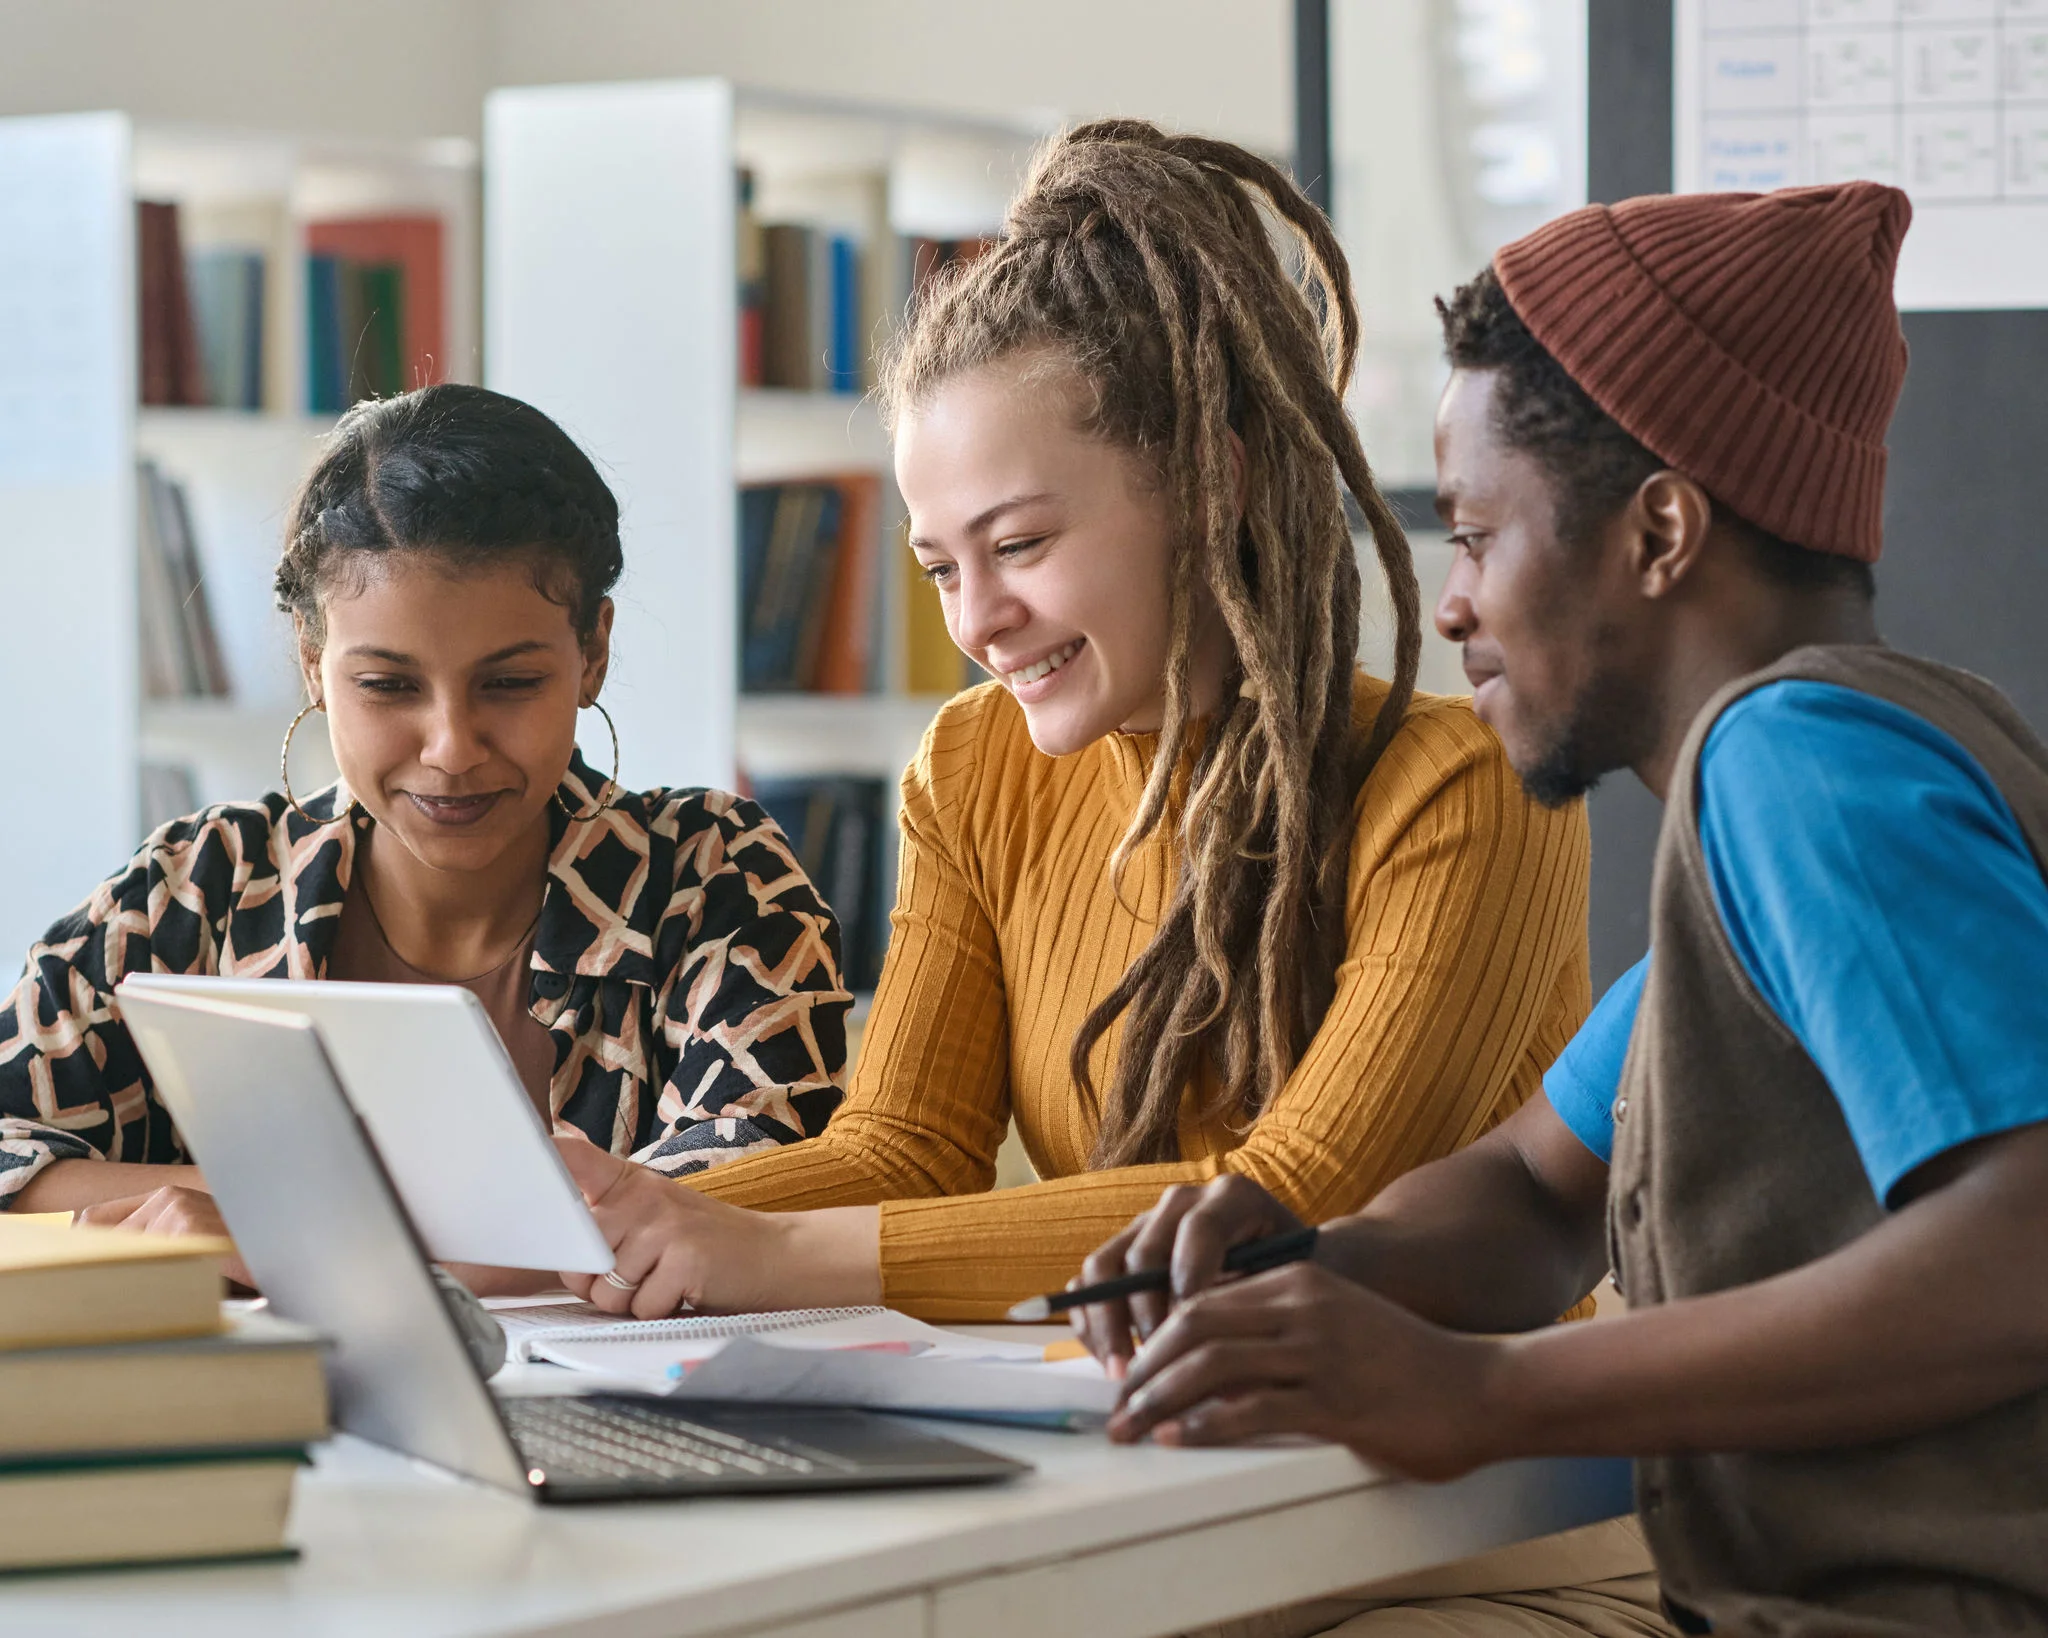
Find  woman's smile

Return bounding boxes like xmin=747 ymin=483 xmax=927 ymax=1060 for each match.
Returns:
xmin=999 ymin=637 xmax=1086 ymax=703
xmin=401 ymin=789 xmax=512 ymax=827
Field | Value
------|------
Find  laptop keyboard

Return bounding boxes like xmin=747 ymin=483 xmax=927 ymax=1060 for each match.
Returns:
xmin=502 ymin=1395 xmax=847 ymax=1484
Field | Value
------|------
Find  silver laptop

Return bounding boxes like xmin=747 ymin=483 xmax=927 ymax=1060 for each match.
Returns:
xmin=119 ymin=987 xmax=1031 ymax=1503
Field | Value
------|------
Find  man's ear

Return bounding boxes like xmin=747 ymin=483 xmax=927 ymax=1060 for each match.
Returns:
xmin=1624 ymin=471 xmax=1715 ymax=601
xmin=580 ymin=598 xmax=615 ymax=703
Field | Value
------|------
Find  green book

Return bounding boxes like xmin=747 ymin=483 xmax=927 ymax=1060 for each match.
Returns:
xmin=342 ymin=261 xmax=407 ymax=401
xmin=0 ymin=1448 xmax=306 ymax=1575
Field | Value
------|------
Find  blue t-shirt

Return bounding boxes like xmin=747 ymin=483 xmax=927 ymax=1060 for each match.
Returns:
xmin=1545 ymin=679 xmax=2048 ymax=1204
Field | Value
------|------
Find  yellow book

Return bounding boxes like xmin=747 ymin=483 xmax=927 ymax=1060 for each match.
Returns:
xmin=0 ymin=1218 xmax=227 ymax=1351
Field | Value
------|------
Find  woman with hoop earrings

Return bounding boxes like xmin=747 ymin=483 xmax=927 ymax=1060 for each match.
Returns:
xmin=0 ymin=385 xmax=852 ymax=1292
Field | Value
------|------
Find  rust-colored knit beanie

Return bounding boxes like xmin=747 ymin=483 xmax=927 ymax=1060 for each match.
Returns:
xmin=1493 ymin=182 xmax=1911 ymax=562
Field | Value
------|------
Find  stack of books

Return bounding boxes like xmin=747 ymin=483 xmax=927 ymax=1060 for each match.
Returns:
xmin=0 ymin=1219 xmax=327 ymax=1576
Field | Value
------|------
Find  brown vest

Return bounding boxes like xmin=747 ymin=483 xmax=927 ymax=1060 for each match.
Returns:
xmin=1612 ymin=645 xmax=2048 ymax=1637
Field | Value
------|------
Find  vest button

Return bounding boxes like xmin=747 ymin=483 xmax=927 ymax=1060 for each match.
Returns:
xmin=1611 ymin=1095 xmax=1629 ymax=1124
xmin=1627 ymin=1188 xmax=1645 ymax=1226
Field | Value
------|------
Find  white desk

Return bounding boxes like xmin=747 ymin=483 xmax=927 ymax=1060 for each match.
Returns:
xmin=0 ymin=1324 xmax=1632 ymax=1638
xmin=0 ymin=1437 xmax=1629 ymax=1637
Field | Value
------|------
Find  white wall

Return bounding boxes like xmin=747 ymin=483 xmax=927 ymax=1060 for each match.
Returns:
xmin=484 ymin=1 xmax=1290 ymax=152
xmin=0 ymin=0 xmax=1290 ymax=153
xmin=0 ymin=0 xmax=491 ymax=140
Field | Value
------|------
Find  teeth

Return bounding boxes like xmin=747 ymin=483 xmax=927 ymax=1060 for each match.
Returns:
xmin=1007 ymin=640 xmax=1081 ymax=688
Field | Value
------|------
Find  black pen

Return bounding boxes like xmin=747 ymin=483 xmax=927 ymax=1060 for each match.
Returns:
xmin=1005 ymin=1226 xmax=1320 ymax=1321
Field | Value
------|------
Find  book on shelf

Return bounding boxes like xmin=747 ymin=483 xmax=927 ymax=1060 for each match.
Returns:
xmin=759 ymin=221 xmax=866 ymax=393
xmin=137 ymin=459 xmax=231 ymax=699
xmin=304 ymin=214 xmax=446 ymax=411
xmin=739 ymin=474 xmax=882 ymax=694
xmin=185 ymin=247 xmax=265 ymax=411
xmin=750 ymin=776 xmax=890 ymax=990
xmin=738 ymin=181 xmax=867 ymax=393
xmin=136 ymin=201 xmax=206 ymax=407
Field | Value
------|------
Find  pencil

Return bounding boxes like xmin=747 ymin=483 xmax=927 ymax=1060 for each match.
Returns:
xmin=1005 ymin=1226 xmax=1319 ymax=1322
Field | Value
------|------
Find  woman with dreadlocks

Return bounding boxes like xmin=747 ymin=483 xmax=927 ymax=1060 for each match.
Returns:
xmin=550 ymin=121 xmax=1592 ymax=1328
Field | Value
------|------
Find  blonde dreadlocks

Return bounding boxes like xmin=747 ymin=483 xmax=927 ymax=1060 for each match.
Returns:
xmin=878 ymin=120 xmax=1421 ymax=1169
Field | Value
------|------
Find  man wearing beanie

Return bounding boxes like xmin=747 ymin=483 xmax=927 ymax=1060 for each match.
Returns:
xmin=1079 ymin=182 xmax=2048 ymax=1637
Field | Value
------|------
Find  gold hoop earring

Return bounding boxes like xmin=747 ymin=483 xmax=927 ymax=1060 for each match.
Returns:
xmin=280 ymin=700 xmax=326 ymax=824
xmin=555 ymin=700 xmax=621 ymax=822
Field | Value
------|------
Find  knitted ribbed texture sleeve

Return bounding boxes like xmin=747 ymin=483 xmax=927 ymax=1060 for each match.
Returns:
xmin=691 ymin=680 xmax=1591 ymax=1320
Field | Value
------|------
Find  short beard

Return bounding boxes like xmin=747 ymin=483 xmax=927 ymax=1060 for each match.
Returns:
xmin=1517 ymin=737 xmax=1604 ymax=809
xmin=1512 ymin=646 xmax=1649 ymax=810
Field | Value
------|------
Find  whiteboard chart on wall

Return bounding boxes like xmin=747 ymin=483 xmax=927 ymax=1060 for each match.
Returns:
xmin=1675 ymin=0 xmax=2048 ymax=308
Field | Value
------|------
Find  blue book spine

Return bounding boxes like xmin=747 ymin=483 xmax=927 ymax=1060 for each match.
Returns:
xmin=828 ymin=236 xmax=860 ymax=394
xmin=238 ymin=251 xmax=265 ymax=409
xmin=306 ymin=255 xmax=342 ymax=414
xmin=737 ymin=485 xmax=781 ymax=691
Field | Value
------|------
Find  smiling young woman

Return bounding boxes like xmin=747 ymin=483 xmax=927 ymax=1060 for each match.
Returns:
xmin=543 ymin=121 xmax=1595 ymax=1327
xmin=0 ymin=385 xmax=851 ymax=1285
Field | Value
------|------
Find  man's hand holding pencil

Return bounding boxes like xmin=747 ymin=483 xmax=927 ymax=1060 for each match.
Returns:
xmin=1050 ymin=1174 xmax=1503 ymax=1481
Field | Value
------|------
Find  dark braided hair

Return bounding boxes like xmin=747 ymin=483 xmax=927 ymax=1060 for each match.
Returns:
xmin=1438 ymin=266 xmax=1873 ymax=596
xmin=277 ymin=384 xmax=624 ymax=645
xmin=879 ymin=120 xmax=1421 ymax=1170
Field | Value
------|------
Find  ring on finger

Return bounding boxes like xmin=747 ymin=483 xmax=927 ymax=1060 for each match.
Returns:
xmin=600 ymin=1269 xmax=641 ymax=1293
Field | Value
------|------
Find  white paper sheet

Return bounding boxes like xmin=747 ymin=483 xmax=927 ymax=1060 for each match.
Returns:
xmin=664 ymin=1337 xmax=1119 ymax=1425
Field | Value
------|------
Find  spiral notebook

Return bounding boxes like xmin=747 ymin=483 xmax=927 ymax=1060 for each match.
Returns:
xmin=491 ymin=1301 xmax=898 ymax=1363
xmin=485 ymin=1300 xmax=1114 ymax=1426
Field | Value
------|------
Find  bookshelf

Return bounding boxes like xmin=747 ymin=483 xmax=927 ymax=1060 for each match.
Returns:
xmin=0 ymin=111 xmax=478 ymax=964
xmin=485 ymin=81 xmax=1041 ymax=997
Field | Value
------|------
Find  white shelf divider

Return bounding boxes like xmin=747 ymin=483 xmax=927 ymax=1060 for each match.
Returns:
xmin=0 ymin=112 xmax=135 ymax=962
xmin=485 ymin=80 xmax=739 ymax=794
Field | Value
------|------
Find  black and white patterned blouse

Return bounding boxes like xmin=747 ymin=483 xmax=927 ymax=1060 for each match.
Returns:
xmin=0 ymin=753 xmax=851 ymax=1205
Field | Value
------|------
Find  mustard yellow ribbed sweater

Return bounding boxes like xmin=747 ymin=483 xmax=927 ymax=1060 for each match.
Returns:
xmin=694 ymin=673 xmax=1591 ymax=1320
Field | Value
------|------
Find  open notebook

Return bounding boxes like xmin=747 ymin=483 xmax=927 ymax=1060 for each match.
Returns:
xmin=490 ymin=1301 xmax=923 ymax=1363
xmin=486 ymin=1300 xmax=1119 ymax=1428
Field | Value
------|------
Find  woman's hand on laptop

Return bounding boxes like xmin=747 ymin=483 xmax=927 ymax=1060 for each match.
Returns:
xmin=75 ymin=1185 xmax=258 ymax=1292
xmin=551 ymin=1130 xmax=882 ymax=1317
